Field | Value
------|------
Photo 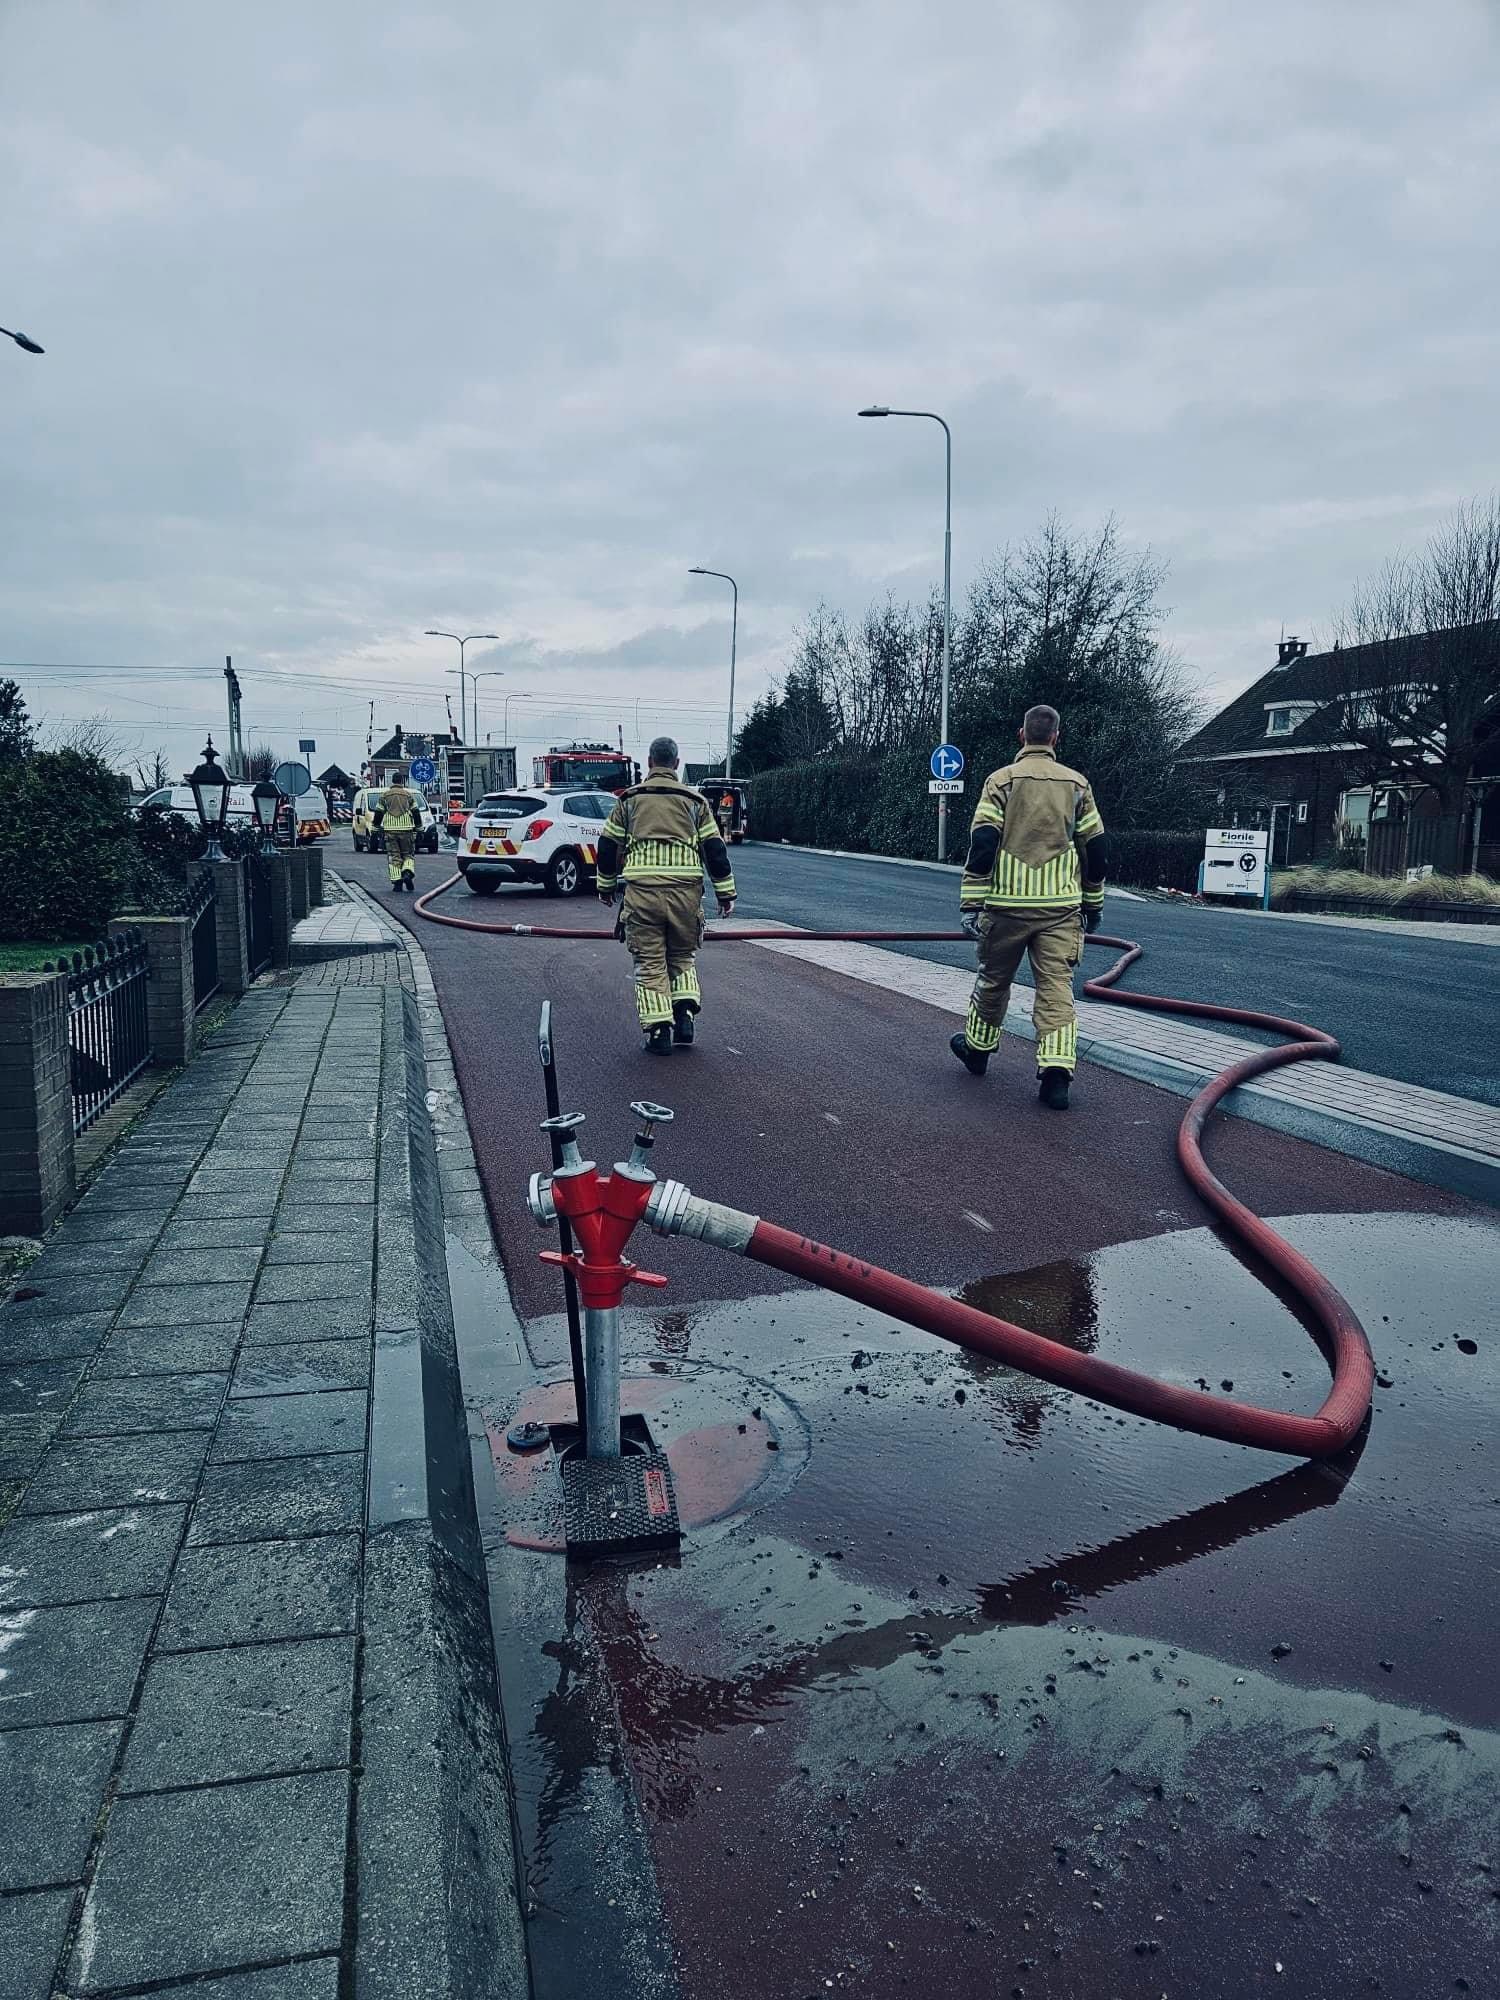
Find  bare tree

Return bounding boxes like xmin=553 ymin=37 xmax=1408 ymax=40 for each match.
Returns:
xmin=131 ymin=747 xmax=173 ymax=792
xmin=244 ymin=741 xmax=281 ymax=781
xmin=1329 ymin=497 xmax=1500 ymax=870
xmin=51 ymin=715 xmax=124 ymax=763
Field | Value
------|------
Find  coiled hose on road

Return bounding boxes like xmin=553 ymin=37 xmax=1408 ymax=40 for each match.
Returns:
xmin=411 ymin=871 xmax=1374 ymax=1458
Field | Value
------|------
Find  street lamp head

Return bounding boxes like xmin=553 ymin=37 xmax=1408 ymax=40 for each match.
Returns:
xmin=250 ymin=777 xmax=282 ymax=849
xmin=186 ymin=738 xmax=231 ymax=851
xmin=470 ymin=633 xmax=500 ymax=642
xmin=688 ymin=566 xmax=707 ymax=574
xmin=5 ymin=330 xmax=44 ymax=355
xmin=857 ymin=405 xmax=890 ymax=417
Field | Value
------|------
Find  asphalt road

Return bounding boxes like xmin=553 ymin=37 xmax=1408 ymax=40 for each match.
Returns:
xmin=335 ymin=844 xmax=1500 ymax=2000
xmin=725 ymin=844 xmax=1500 ymax=1104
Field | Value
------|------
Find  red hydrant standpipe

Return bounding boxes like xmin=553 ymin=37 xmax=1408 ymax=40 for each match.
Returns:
xmin=432 ymin=868 xmax=1376 ymax=1460
xmin=529 ymin=1106 xmax=673 ymax=1459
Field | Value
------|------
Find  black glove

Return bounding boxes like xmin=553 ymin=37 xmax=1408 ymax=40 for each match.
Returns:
xmin=717 ymin=896 xmax=736 ymax=917
xmin=598 ymin=886 xmax=618 ymax=908
xmin=960 ymin=908 xmax=983 ymax=941
xmin=1083 ymin=905 xmax=1102 ymax=934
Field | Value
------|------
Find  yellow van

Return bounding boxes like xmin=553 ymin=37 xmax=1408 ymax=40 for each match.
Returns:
xmin=352 ymin=786 xmax=438 ymax=853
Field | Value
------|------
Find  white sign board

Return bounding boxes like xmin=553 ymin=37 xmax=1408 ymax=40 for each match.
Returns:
xmin=1202 ymin=826 xmax=1268 ymax=900
xmin=928 ymin=778 xmax=965 ymax=796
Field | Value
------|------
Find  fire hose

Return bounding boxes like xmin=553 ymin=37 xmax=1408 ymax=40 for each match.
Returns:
xmin=413 ymin=872 xmax=1375 ymax=1459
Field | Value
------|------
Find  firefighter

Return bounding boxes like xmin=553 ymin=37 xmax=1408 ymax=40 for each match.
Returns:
xmin=949 ymin=704 xmax=1107 ymax=1109
xmin=371 ymin=765 xmax=426 ymax=893
xmin=595 ymin=736 xmax=736 ymax=1053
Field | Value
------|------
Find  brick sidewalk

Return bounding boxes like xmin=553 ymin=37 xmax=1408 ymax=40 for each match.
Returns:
xmin=0 ymin=911 xmax=522 ymax=1995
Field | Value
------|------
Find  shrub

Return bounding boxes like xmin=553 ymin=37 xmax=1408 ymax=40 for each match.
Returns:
xmin=0 ymin=750 xmax=136 ymax=942
xmin=1270 ymin=866 xmax=1500 ymax=909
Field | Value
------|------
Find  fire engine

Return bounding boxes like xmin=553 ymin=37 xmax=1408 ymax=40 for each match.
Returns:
xmin=532 ymin=743 xmax=639 ymax=793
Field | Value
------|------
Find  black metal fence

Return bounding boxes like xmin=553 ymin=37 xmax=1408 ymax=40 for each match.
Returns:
xmin=183 ymin=866 xmax=221 ymax=1013
xmin=244 ymin=851 xmax=273 ymax=978
xmin=45 ymin=930 xmax=151 ymax=1135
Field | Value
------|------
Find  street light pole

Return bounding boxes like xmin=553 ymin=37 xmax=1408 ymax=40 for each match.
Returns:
xmin=688 ymin=568 xmax=739 ymax=781
xmin=858 ymin=406 xmax=953 ymax=862
xmin=425 ymin=630 xmax=499 ymax=743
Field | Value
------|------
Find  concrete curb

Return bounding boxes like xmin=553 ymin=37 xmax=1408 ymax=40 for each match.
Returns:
xmin=342 ymin=873 xmax=684 ymax=2000
xmin=353 ymin=892 xmax=529 ymax=1999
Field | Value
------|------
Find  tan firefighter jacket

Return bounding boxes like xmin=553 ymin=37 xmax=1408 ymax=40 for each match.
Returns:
xmin=959 ymin=744 xmax=1106 ymax=913
xmin=595 ymin=771 xmax=737 ymax=896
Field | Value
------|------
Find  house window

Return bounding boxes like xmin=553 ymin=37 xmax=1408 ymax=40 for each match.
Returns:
xmin=1296 ymin=801 xmax=1309 ymax=823
xmin=1267 ymin=708 xmax=1293 ymax=734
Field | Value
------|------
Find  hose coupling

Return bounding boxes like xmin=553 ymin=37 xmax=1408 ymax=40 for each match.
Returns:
xmin=645 ymin=1179 xmax=760 ymax=1253
xmin=527 ymin=1171 xmax=557 ymax=1227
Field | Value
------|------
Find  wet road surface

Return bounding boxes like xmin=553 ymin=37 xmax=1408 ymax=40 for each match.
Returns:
xmin=339 ymin=848 xmax=1500 ymax=1999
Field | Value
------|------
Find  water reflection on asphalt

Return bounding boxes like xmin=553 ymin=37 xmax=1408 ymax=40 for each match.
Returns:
xmin=503 ymin=1210 xmax=1500 ymax=2000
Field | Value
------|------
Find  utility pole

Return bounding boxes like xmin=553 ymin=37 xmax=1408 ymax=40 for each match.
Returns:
xmin=223 ymin=657 xmax=244 ymax=779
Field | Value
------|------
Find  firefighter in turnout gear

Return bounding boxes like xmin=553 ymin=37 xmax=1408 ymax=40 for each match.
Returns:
xmin=950 ymin=704 xmax=1107 ymax=1109
xmin=372 ymin=768 xmax=427 ymax=893
xmin=595 ymin=736 xmax=737 ymax=1054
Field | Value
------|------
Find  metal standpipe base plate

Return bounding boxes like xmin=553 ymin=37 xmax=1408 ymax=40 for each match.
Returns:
xmin=560 ymin=1446 xmax=682 ymax=1559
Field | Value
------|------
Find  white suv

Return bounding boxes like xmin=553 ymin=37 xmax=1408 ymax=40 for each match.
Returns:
xmin=458 ymin=787 xmax=616 ymax=897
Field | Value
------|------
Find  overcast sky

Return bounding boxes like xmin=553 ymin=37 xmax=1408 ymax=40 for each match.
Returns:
xmin=2 ymin=1 xmax=1496 ymax=782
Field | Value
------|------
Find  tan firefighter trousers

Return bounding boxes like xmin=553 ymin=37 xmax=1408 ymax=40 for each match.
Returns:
xmin=965 ymin=906 xmax=1083 ymax=1073
xmin=385 ymin=830 xmax=416 ymax=884
xmin=622 ymin=879 xmax=705 ymax=1029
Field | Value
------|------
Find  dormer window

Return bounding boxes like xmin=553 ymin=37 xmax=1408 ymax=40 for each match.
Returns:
xmin=1263 ymin=700 xmax=1318 ymax=739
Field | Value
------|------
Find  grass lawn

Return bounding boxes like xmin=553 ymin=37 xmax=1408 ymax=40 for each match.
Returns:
xmin=0 ymin=940 xmax=90 ymax=972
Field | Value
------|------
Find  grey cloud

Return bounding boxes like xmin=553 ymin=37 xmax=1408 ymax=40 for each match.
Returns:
xmin=2 ymin=0 xmax=1497 ymax=770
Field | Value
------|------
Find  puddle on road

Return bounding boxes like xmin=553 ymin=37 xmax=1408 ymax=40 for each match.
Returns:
xmin=500 ymin=1210 xmax=1500 ymax=2000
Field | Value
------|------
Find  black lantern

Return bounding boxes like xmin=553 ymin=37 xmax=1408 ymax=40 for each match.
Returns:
xmin=187 ymin=738 xmax=231 ymax=859
xmin=251 ymin=777 xmax=282 ymax=851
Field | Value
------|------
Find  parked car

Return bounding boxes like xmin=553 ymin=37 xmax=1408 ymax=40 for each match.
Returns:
xmin=351 ymin=785 xmax=439 ymax=854
xmin=457 ymin=787 xmax=614 ymax=896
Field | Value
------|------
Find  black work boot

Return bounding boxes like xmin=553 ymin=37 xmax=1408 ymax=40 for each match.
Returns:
xmin=672 ymin=1002 xmax=697 ymax=1046
xmin=402 ymin=873 xmax=415 ymax=893
xmin=950 ymin=1031 xmax=989 ymax=1077
xmin=1038 ymin=1067 xmax=1071 ymax=1110
xmin=645 ymin=1024 xmax=674 ymax=1056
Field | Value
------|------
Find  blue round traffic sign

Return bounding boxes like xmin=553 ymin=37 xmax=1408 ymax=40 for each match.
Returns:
xmin=930 ymin=743 xmax=965 ymax=782
xmin=409 ymin=756 xmax=436 ymax=784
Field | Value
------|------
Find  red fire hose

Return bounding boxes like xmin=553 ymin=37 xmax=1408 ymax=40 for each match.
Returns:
xmin=415 ymin=872 xmax=1375 ymax=1458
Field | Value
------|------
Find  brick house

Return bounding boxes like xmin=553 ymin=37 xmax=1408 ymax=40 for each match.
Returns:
xmin=1177 ymin=635 xmax=1500 ymax=874
xmin=366 ymin=727 xmax=458 ymax=789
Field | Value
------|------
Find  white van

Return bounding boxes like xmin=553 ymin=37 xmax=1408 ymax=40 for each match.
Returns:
xmin=139 ymin=784 xmax=256 ymax=827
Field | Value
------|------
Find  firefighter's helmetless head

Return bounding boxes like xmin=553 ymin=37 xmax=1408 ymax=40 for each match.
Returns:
xmin=648 ymin=735 xmax=680 ymax=771
xmin=1019 ymin=704 xmax=1060 ymax=748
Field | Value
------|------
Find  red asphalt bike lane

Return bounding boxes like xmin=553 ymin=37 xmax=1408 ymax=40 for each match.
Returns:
xmin=342 ymin=850 xmax=1500 ymax=2000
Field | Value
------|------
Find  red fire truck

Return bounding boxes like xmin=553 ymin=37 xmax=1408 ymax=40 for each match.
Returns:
xmin=531 ymin=743 xmax=639 ymax=793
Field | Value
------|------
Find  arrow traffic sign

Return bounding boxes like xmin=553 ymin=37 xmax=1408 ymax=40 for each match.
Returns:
xmin=930 ymin=743 xmax=965 ymax=782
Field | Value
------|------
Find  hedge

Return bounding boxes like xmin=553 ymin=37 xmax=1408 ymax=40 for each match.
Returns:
xmin=1104 ymin=829 xmax=1202 ymax=893
xmin=746 ymin=756 xmax=1203 ymax=890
